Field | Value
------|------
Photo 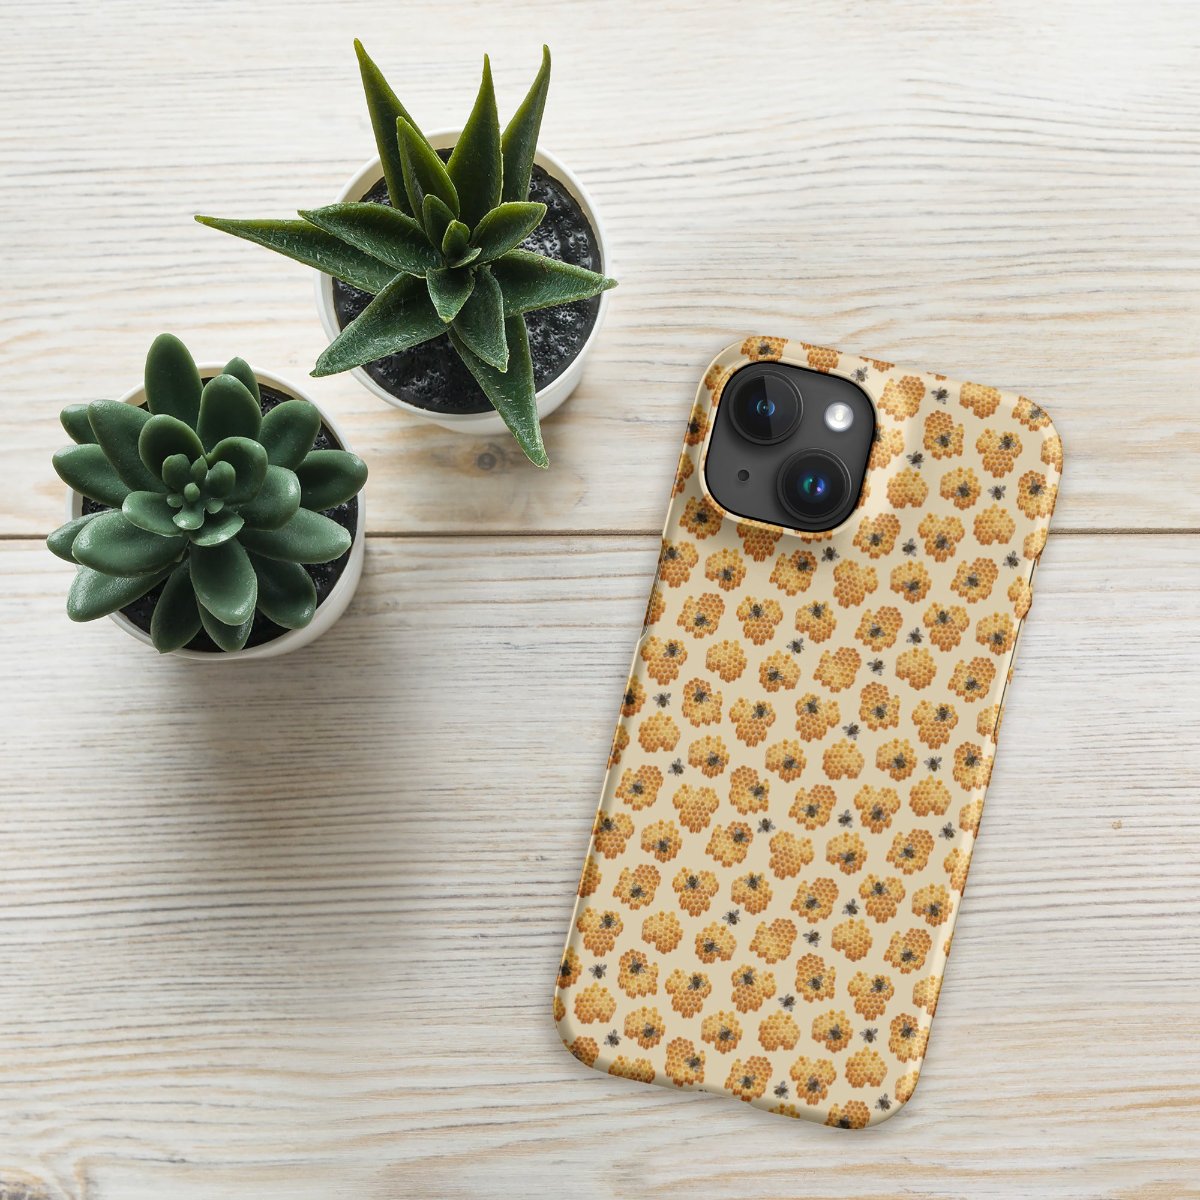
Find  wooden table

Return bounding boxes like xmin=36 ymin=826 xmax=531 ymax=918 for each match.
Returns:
xmin=3 ymin=2 xmax=1198 ymax=1197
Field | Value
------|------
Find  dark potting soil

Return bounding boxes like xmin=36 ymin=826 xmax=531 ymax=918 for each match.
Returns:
xmin=332 ymin=160 xmax=603 ymax=416
xmin=81 ymin=382 xmax=358 ymax=654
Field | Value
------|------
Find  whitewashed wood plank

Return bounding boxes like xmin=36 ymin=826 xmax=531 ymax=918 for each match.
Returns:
xmin=1 ymin=0 xmax=1198 ymax=534
xmin=0 ymin=531 xmax=1197 ymax=1199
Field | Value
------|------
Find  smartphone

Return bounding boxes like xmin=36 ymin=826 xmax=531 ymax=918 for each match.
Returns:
xmin=553 ymin=337 xmax=1062 ymax=1128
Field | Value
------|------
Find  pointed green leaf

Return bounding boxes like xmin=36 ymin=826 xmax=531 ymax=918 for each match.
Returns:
xmin=491 ymin=249 xmax=616 ymax=315
xmin=144 ymin=334 xmax=203 ymax=425
xmin=441 ymin=219 xmax=472 ymax=263
xmin=139 ymin=414 xmax=204 ymax=478
xmin=450 ymin=316 xmax=547 ymax=468
xmin=354 ymin=38 xmax=425 ymax=214
xmin=191 ymin=510 xmax=245 ymax=547
xmin=198 ymin=603 xmax=254 ymax=652
xmin=47 ymin=512 xmax=101 ymax=562
xmin=312 ymin=273 xmax=445 ymax=376
xmin=195 ymin=216 xmax=397 ymax=294
xmin=422 ymin=194 xmax=456 ymax=249
xmin=221 ymin=357 xmax=261 ymax=404
xmin=471 ymin=202 xmax=546 ymax=262
xmin=295 ymin=450 xmax=368 ymax=511
xmin=61 ymin=403 xmax=99 ymax=444
xmin=196 ymin=374 xmax=261 ymax=451
xmin=451 ymin=266 xmax=508 ymax=371
xmin=150 ymin=562 xmax=202 ymax=652
xmin=238 ymin=465 xmax=302 ymax=529
xmin=207 ymin=436 xmax=268 ymax=505
xmin=67 ymin=565 xmax=168 ymax=622
xmin=501 ymin=46 xmax=551 ymax=203
xmin=53 ymin=444 xmax=132 ymax=507
xmin=87 ymin=400 xmax=162 ymax=492
xmin=258 ymin=400 xmax=322 ymax=469
xmin=447 ymin=56 xmax=502 ymax=228
xmin=190 ymin=538 xmax=257 ymax=626
xmin=397 ymin=116 xmax=459 ymax=223
xmin=238 ymin=508 xmax=352 ymax=564
xmin=123 ymin=490 xmax=182 ymax=537
xmin=72 ymin=510 xmax=184 ymax=576
xmin=302 ymin=203 xmax=440 ymax=276
xmin=425 ymin=265 xmax=475 ymax=323
xmin=250 ymin=552 xmax=317 ymax=630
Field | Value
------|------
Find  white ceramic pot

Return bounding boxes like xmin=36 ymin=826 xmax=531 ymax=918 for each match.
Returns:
xmin=67 ymin=365 xmax=366 ymax=662
xmin=314 ymin=129 xmax=611 ymax=434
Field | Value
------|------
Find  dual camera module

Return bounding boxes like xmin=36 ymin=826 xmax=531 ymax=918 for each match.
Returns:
xmin=704 ymin=362 xmax=876 ymax=533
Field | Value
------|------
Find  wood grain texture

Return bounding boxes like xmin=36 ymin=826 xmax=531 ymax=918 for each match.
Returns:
xmin=2 ymin=0 xmax=1199 ymax=534
xmin=2 ymin=534 xmax=1198 ymax=1200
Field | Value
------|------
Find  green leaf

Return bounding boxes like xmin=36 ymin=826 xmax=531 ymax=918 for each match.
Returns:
xmin=295 ymin=450 xmax=368 ymax=511
xmin=191 ymin=510 xmax=245 ymax=547
xmin=441 ymin=219 xmax=473 ymax=264
xmin=238 ymin=464 xmax=302 ymax=529
xmin=198 ymin=603 xmax=254 ymax=653
xmin=397 ymin=116 xmax=459 ymax=223
xmin=195 ymin=216 xmax=397 ymax=294
xmin=425 ymin=265 xmax=475 ymax=323
xmin=222 ymin=357 xmax=261 ymax=404
xmin=190 ymin=538 xmax=258 ymax=626
xmin=450 ymin=316 xmax=548 ymax=468
xmin=123 ymin=490 xmax=182 ymax=537
xmin=207 ymin=436 xmax=268 ymax=504
xmin=47 ymin=512 xmax=101 ymax=562
xmin=422 ymin=194 xmax=456 ymax=249
xmin=354 ymin=38 xmax=425 ymax=215
xmin=72 ymin=510 xmax=184 ymax=576
xmin=61 ymin=403 xmax=98 ymax=444
xmin=239 ymin=508 xmax=351 ymax=564
xmin=196 ymin=374 xmax=262 ymax=451
xmin=302 ymin=203 xmax=440 ymax=276
xmin=87 ymin=400 xmax=162 ymax=492
xmin=490 ymin=249 xmax=616 ymax=315
xmin=53 ymin=444 xmax=132 ymax=507
xmin=139 ymin=414 xmax=204 ymax=479
xmin=312 ymin=273 xmax=446 ymax=376
xmin=250 ymin=552 xmax=317 ymax=630
xmin=144 ymin=334 xmax=203 ymax=425
xmin=67 ymin=565 xmax=168 ymax=623
xmin=258 ymin=400 xmax=322 ymax=469
xmin=501 ymin=45 xmax=551 ymax=203
xmin=471 ymin=202 xmax=546 ymax=262
xmin=451 ymin=266 xmax=508 ymax=370
xmin=447 ymin=55 xmax=502 ymax=229
xmin=150 ymin=562 xmax=202 ymax=652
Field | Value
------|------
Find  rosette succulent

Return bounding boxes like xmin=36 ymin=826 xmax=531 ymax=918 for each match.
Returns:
xmin=48 ymin=334 xmax=368 ymax=653
xmin=196 ymin=42 xmax=616 ymax=468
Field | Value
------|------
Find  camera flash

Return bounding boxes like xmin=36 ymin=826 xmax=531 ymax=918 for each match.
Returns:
xmin=824 ymin=402 xmax=854 ymax=433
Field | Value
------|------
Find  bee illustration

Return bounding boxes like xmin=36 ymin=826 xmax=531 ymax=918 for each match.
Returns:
xmin=990 ymin=485 xmax=1007 ymax=500
xmin=842 ymin=722 xmax=860 ymax=740
xmin=590 ymin=964 xmax=607 ymax=979
xmin=925 ymin=756 xmax=942 ymax=772
xmin=838 ymin=810 xmax=854 ymax=827
xmin=907 ymin=627 xmax=924 ymax=645
xmin=605 ymin=1030 xmax=621 ymax=1047
xmin=940 ymin=823 xmax=956 ymax=839
xmin=655 ymin=692 xmax=671 ymax=708
xmin=902 ymin=538 xmax=918 ymax=556
xmin=907 ymin=451 xmax=924 ymax=469
xmin=861 ymin=1027 xmax=878 ymax=1043
xmin=789 ymin=638 xmax=805 ymax=654
xmin=822 ymin=546 xmax=839 ymax=562
xmin=758 ymin=817 xmax=776 ymax=834
xmin=670 ymin=758 xmax=685 ymax=776
xmin=854 ymin=367 xmax=869 ymax=382
xmin=724 ymin=909 xmax=741 ymax=926
xmin=804 ymin=930 xmax=821 ymax=946
xmin=933 ymin=387 xmax=949 ymax=403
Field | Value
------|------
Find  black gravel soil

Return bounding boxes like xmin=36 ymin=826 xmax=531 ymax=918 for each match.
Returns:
xmin=332 ymin=159 xmax=603 ymax=416
xmin=81 ymin=382 xmax=358 ymax=654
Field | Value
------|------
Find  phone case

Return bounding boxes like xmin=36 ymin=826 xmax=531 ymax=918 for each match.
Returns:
xmin=554 ymin=337 xmax=1062 ymax=1128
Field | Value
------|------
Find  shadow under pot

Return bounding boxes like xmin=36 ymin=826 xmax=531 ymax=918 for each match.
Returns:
xmin=315 ymin=130 xmax=611 ymax=434
xmin=67 ymin=367 xmax=366 ymax=662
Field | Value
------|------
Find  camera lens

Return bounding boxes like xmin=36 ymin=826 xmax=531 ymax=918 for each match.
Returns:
xmin=727 ymin=369 xmax=802 ymax=444
xmin=778 ymin=450 xmax=853 ymax=527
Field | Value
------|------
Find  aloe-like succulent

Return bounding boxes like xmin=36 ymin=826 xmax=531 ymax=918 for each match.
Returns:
xmin=48 ymin=334 xmax=368 ymax=653
xmin=196 ymin=43 xmax=615 ymax=468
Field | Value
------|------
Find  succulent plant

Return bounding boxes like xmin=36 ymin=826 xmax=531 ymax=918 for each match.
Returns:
xmin=196 ymin=43 xmax=616 ymax=468
xmin=48 ymin=334 xmax=368 ymax=653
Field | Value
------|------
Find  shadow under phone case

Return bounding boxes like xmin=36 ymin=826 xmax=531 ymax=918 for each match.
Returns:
xmin=554 ymin=337 xmax=1062 ymax=1128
